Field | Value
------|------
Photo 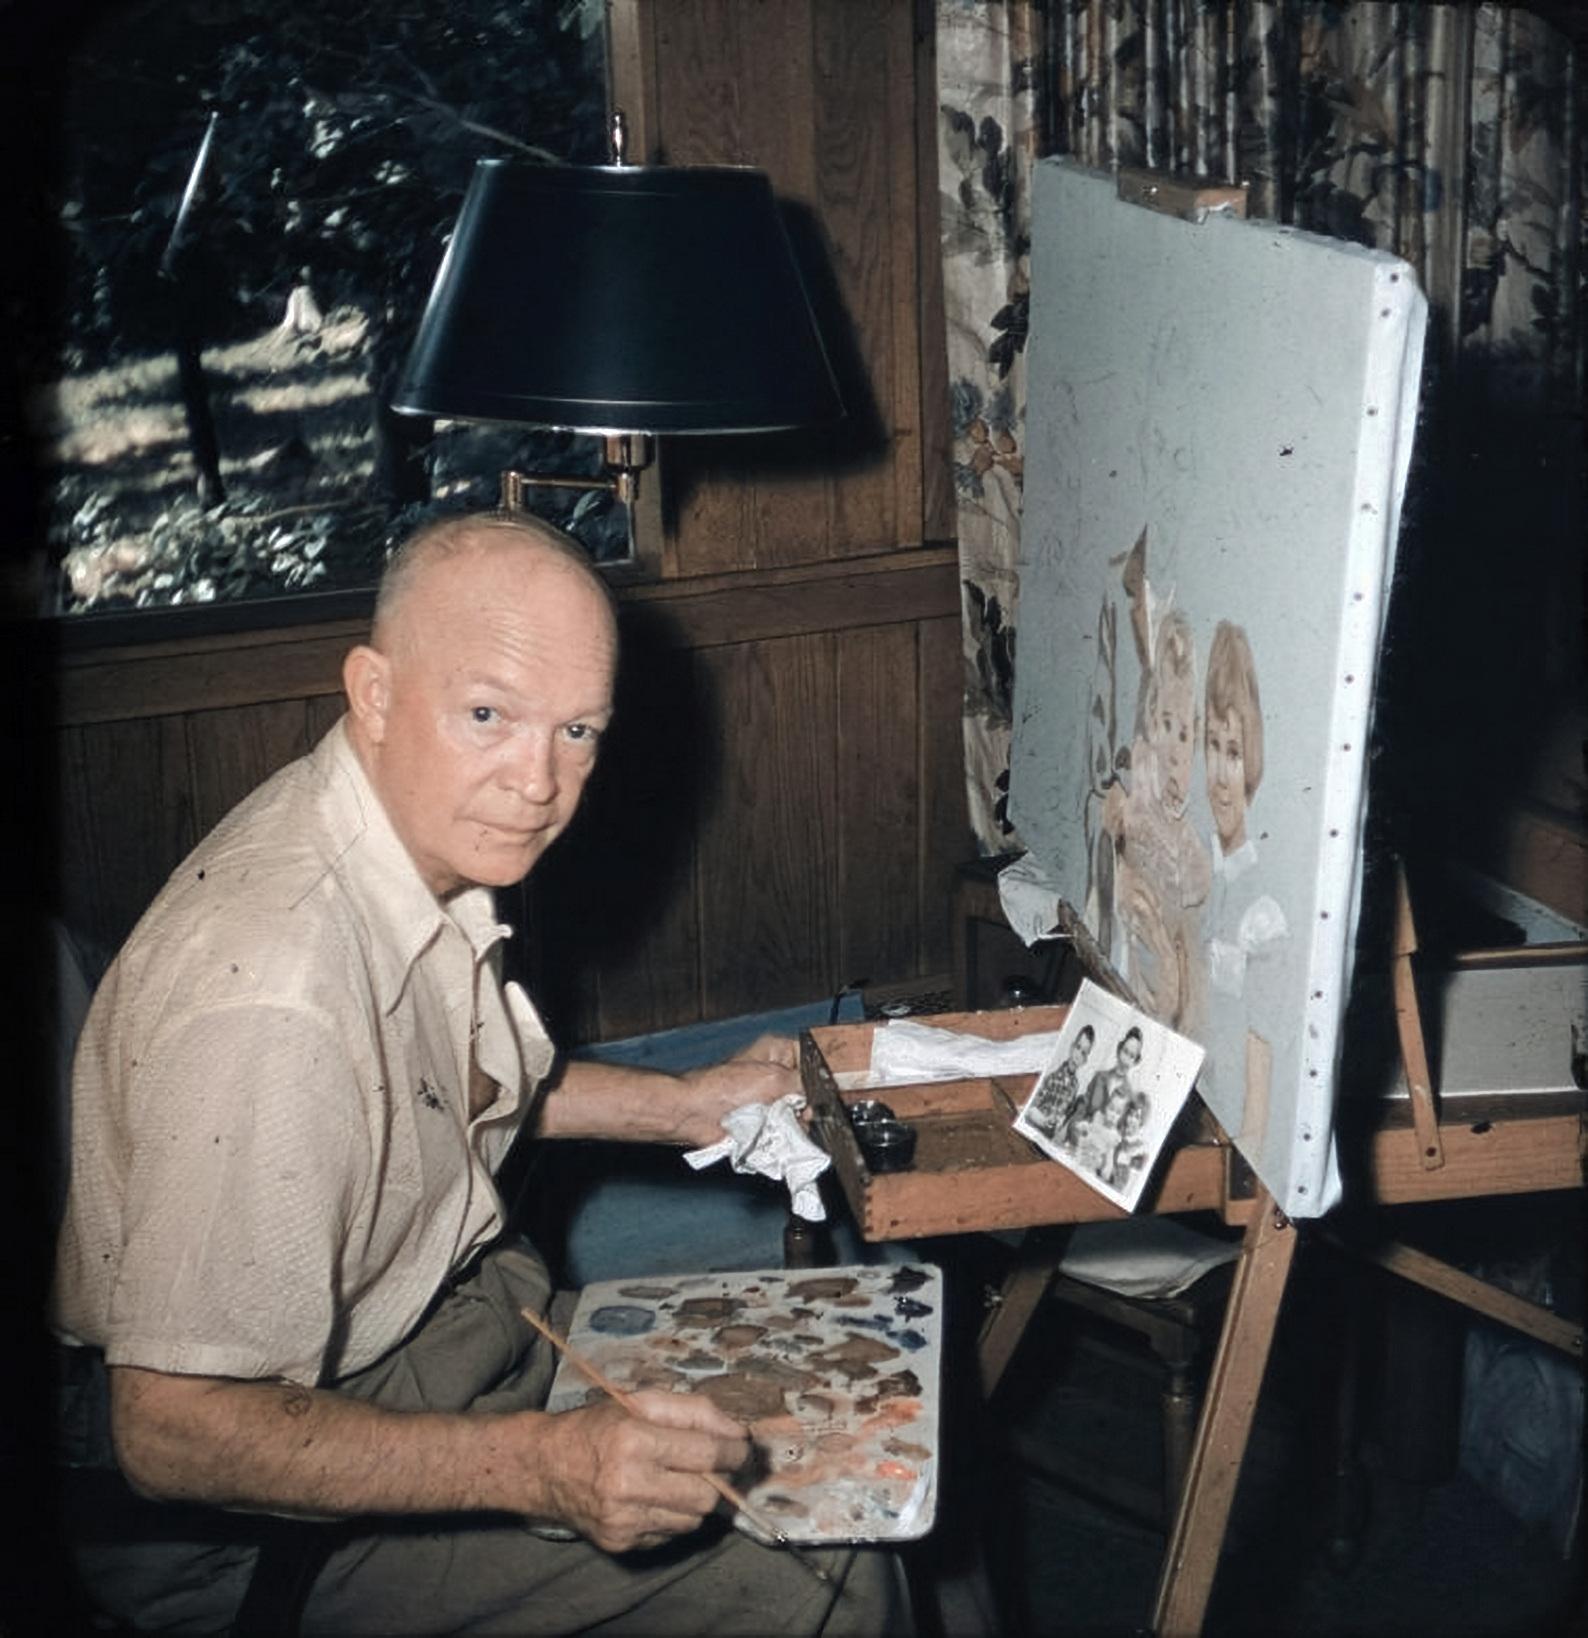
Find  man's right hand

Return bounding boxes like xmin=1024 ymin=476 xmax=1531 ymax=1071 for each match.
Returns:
xmin=529 ymin=1391 xmax=751 ymax=1554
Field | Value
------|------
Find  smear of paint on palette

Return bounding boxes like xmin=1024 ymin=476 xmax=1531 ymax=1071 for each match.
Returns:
xmin=586 ymin=1305 xmax=655 ymax=1336
xmin=546 ymin=1263 xmax=943 ymax=1544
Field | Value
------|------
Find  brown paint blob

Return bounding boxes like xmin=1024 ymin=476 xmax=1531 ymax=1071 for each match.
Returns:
xmin=673 ymin=1297 xmax=743 ymax=1327
xmin=883 ymin=1438 xmax=931 ymax=1461
xmin=695 ymin=1372 xmax=789 ymax=1422
xmin=786 ymin=1277 xmax=858 ymax=1301
xmin=628 ymin=1363 xmax=687 ymax=1393
xmin=740 ymin=1358 xmax=818 ymax=1390
xmin=811 ymin=1336 xmax=901 ymax=1372
xmin=712 ymin=1323 xmax=769 ymax=1350
xmin=855 ymin=1370 xmax=922 ymax=1415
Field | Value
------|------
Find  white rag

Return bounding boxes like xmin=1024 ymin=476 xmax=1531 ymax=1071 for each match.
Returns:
xmin=865 ymin=1018 xmax=1067 ymax=1085
xmin=682 ymin=1093 xmax=832 ymax=1221
xmin=995 ymin=850 xmax=1067 ymax=946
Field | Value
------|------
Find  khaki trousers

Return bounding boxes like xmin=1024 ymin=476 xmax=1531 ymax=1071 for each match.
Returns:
xmin=75 ymin=1242 xmax=909 ymax=1636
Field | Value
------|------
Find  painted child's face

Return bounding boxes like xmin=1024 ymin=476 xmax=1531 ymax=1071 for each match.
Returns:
xmin=1152 ymin=673 xmax=1196 ymax=819
xmin=1205 ymin=706 xmax=1248 ymax=854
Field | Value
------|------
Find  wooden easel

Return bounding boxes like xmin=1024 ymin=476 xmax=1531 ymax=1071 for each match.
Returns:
xmin=811 ymin=856 xmax=1583 ymax=1633
xmin=956 ymin=853 xmax=1586 ymax=1635
xmin=1146 ymin=867 xmax=1586 ymax=1636
xmin=955 ymin=162 xmax=1586 ymax=1631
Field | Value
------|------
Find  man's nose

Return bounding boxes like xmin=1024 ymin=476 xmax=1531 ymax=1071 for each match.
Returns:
xmin=501 ymin=729 xmax=557 ymax=803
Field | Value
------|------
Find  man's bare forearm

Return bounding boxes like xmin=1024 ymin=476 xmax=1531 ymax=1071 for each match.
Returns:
xmin=110 ymin=1365 xmax=555 ymax=1519
xmin=110 ymin=1365 xmax=752 ymax=1555
xmin=533 ymin=1059 xmax=692 ymax=1144
xmin=535 ymin=1045 xmax=800 ymax=1149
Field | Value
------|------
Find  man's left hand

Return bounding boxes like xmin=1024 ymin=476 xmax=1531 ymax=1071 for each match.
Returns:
xmin=671 ymin=1033 xmax=799 ymax=1148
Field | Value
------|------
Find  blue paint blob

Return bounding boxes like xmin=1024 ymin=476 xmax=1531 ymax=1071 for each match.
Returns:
xmin=838 ymin=1313 xmax=894 ymax=1332
xmin=894 ymin=1296 xmax=933 ymax=1319
xmin=894 ymin=1328 xmax=928 ymax=1352
xmin=587 ymin=1304 xmax=655 ymax=1337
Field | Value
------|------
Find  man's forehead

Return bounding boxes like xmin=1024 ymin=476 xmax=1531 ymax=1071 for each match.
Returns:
xmin=396 ymin=538 xmax=614 ymax=647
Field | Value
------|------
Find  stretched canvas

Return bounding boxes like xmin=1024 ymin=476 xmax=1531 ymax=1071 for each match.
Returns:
xmin=1010 ymin=161 xmax=1426 ymax=1218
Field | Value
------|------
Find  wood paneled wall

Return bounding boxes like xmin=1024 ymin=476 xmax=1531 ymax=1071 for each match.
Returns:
xmin=55 ymin=551 xmax=966 ymax=1042
xmin=611 ymin=0 xmax=954 ymax=573
xmin=49 ymin=0 xmax=966 ymax=1042
xmin=522 ymin=559 xmax=965 ymax=1041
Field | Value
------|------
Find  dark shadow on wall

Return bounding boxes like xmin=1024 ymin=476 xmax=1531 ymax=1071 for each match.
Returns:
xmin=658 ymin=198 xmax=889 ymax=540
xmin=1372 ymin=357 xmax=1585 ymax=898
xmin=506 ymin=599 xmax=719 ymax=1046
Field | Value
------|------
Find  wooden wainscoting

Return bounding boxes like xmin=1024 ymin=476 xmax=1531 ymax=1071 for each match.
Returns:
xmin=53 ymin=548 xmax=968 ymax=1042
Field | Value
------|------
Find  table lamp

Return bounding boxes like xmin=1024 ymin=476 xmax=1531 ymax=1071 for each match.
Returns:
xmin=392 ymin=113 xmax=843 ymax=513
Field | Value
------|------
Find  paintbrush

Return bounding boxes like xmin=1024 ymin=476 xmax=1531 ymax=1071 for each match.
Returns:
xmin=519 ymin=1305 xmax=837 ymax=1589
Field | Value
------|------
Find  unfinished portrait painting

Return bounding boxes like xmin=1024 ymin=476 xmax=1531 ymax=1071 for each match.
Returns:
xmin=1009 ymin=160 xmax=1426 ymax=1218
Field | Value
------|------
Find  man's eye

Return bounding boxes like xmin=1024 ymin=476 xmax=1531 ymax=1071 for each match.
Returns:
xmin=565 ymin=723 xmax=601 ymax=745
xmin=470 ymin=706 xmax=498 ymax=725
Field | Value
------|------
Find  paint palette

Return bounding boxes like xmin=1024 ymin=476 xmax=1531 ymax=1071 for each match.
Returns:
xmin=546 ymin=1262 xmax=943 ymax=1543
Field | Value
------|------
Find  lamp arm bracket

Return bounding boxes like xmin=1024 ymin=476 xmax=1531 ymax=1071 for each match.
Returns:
xmin=500 ymin=452 xmax=644 ymax=510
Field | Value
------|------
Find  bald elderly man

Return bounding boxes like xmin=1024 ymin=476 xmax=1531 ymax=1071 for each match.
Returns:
xmin=52 ymin=514 xmax=903 ymax=1634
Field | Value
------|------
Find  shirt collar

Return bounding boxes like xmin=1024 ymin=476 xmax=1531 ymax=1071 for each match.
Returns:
xmin=1213 ymin=835 xmax=1258 ymax=884
xmin=312 ymin=720 xmax=511 ymax=1014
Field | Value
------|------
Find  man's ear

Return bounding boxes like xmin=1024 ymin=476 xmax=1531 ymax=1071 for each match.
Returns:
xmin=343 ymin=645 xmax=393 ymax=744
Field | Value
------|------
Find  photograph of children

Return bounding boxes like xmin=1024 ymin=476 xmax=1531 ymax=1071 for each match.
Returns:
xmin=1013 ymin=979 xmax=1205 ymax=1211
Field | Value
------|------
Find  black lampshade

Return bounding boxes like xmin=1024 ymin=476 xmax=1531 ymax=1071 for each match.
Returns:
xmin=393 ymin=158 xmax=843 ymax=436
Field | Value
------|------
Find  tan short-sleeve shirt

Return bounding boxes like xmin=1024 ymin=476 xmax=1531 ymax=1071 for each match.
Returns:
xmin=51 ymin=719 xmax=556 ymax=1386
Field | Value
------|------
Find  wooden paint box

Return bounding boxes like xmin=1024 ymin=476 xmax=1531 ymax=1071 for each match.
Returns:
xmin=800 ymin=1005 xmax=1241 ymax=1241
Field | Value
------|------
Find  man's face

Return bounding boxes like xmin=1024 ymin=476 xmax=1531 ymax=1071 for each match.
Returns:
xmin=1152 ymin=673 xmax=1196 ymax=819
xmin=357 ymin=542 xmax=616 ymax=897
xmin=1204 ymin=706 xmax=1248 ymax=855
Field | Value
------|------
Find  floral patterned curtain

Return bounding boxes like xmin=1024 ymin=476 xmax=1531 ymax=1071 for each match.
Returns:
xmin=937 ymin=1 xmax=1583 ymax=856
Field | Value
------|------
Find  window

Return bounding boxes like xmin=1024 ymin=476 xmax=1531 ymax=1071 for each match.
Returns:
xmin=33 ymin=0 xmax=622 ymax=619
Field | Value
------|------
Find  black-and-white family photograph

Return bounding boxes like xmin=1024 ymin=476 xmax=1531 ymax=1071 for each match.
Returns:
xmin=1013 ymin=979 xmax=1205 ymax=1211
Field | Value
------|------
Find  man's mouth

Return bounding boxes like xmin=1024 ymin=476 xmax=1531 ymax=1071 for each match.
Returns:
xmin=472 ymin=820 xmax=550 ymax=842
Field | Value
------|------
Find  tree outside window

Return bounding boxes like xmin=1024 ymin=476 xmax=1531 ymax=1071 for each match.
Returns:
xmin=31 ymin=0 xmax=621 ymax=617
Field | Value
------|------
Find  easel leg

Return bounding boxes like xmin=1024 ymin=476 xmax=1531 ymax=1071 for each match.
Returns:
xmin=977 ymin=1231 xmax=1069 ymax=1397
xmin=1160 ymin=1351 xmax=1199 ymax=1531
xmin=1152 ymin=1190 xmax=1297 ymax=1638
